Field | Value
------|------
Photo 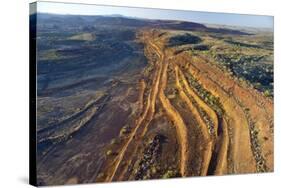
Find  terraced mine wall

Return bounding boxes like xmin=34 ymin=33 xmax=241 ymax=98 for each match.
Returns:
xmin=100 ymin=29 xmax=273 ymax=182
xmin=174 ymin=52 xmax=273 ymax=173
xmin=36 ymin=26 xmax=273 ymax=185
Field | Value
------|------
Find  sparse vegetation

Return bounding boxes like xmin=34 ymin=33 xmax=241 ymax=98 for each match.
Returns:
xmin=184 ymin=70 xmax=225 ymax=117
xmin=119 ymin=126 xmax=130 ymax=136
xmin=106 ymin=150 xmax=113 ymax=156
xmin=35 ymin=13 xmax=273 ymax=186
xmin=168 ymin=33 xmax=202 ymax=47
xmin=162 ymin=170 xmax=177 ymax=179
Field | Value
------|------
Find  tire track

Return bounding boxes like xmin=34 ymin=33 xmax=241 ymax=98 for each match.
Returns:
xmin=177 ymin=67 xmax=218 ymax=137
xmin=176 ymin=66 xmax=230 ymax=174
xmin=214 ymin=117 xmax=229 ymax=175
xmin=157 ymin=53 xmax=188 ymax=176
xmin=174 ymin=65 xmax=212 ymax=176
xmin=184 ymin=59 xmax=256 ymax=173
xmin=114 ymin=40 xmax=165 ymax=180
xmin=196 ymin=65 xmax=262 ymax=173
xmin=146 ymin=39 xmax=188 ymax=176
xmin=106 ymin=39 xmax=163 ymax=181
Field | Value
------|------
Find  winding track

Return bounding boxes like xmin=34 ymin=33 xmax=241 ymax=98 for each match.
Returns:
xmin=175 ymin=65 xmax=212 ymax=175
xmin=107 ymin=35 xmax=189 ymax=179
xmin=155 ymin=45 xmax=188 ymax=177
xmin=106 ymin=39 xmax=164 ymax=181
xmin=104 ymin=29 xmax=273 ymax=181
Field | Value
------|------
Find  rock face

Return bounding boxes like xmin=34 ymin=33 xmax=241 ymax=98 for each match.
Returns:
xmin=35 ymin=13 xmax=273 ymax=186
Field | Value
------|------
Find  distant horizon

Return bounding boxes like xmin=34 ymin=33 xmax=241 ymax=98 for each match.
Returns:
xmin=32 ymin=1 xmax=274 ymax=29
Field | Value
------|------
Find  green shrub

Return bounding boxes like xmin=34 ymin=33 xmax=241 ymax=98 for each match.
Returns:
xmin=264 ymin=89 xmax=272 ymax=97
xmin=168 ymin=33 xmax=202 ymax=47
xmin=162 ymin=170 xmax=176 ymax=179
xmin=106 ymin=150 xmax=112 ymax=156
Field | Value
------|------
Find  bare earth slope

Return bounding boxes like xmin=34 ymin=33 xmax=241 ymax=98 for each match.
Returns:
xmin=97 ymin=29 xmax=273 ymax=182
xmin=36 ymin=14 xmax=273 ymax=185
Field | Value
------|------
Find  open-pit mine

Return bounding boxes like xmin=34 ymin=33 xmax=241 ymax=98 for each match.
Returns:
xmin=33 ymin=13 xmax=273 ymax=186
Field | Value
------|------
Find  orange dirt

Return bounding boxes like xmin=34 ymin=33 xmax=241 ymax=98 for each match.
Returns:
xmin=99 ymin=29 xmax=273 ymax=182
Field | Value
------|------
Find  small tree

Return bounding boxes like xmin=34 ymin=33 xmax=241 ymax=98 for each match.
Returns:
xmin=264 ymin=90 xmax=271 ymax=97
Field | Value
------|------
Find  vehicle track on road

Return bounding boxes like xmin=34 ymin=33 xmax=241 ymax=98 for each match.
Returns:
xmin=106 ymin=39 xmax=164 ymax=181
